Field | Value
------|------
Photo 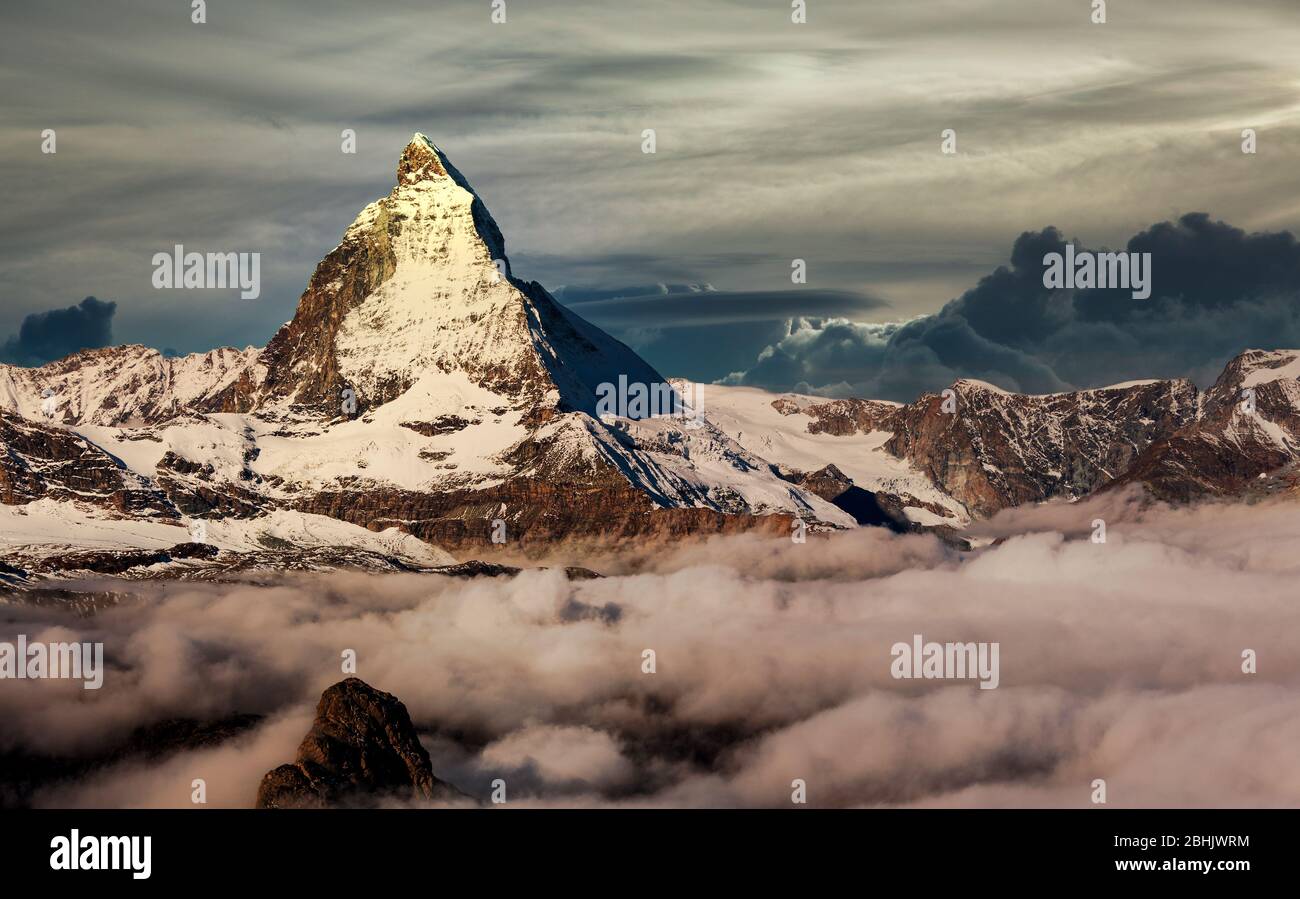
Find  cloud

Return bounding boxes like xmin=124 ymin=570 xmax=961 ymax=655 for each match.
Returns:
xmin=34 ymin=711 xmax=313 ymax=810
xmin=550 ymin=282 xmax=890 ymax=380
xmin=724 ymin=214 xmax=1300 ymax=400
xmin=5 ymin=0 xmax=1300 ymax=357
xmin=4 ymin=493 xmax=1298 ymax=808
xmin=555 ymin=284 xmax=888 ymax=328
xmin=0 ymin=297 xmax=117 ymax=367
xmin=474 ymin=724 xmax=638 ymax=794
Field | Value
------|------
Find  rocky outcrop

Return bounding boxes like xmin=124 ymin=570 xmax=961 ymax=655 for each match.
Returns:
xmin=255 ymin=678 xmax=455 ymax=809
xmin=798 ymin=398 xmax=900 ymax=436
xmin=430 ymin=560 xmax=602 ymax=579
xmin=1107 ymin=349 xmax=1300 ymax=501
xmin=777 ymin=463 xmax=914 ymax=533
xmin=883 ymin=378 xmax=1199 ymax=516
xmin=0 ymin=412 xmax=176 ymax=516
xmin=784 ymin=462 xmax=855 ymax=501
xmin=13 ymin=542 xmax=217 ymax=576
xmin=154 ymin=449 xmax=267 ymax=519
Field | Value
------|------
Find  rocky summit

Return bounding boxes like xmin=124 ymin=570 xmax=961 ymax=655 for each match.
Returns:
xmin=255 ymin=677 xmax=455 ymax=809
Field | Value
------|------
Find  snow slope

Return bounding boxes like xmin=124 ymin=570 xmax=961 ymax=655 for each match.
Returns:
xmin=693 ymin=382 xmax=968 ymax=523
xmin=0 ymin=499 xmax=452 ymax=565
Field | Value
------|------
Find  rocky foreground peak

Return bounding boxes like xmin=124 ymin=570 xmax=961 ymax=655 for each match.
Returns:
xmin=255 ymin=677 xmax=456 ymax=808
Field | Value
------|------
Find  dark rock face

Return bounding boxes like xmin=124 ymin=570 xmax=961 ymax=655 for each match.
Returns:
xmin=883 ymin=378 xmax=1199 ymax=516
xmin=786 ymin=462 xmax=855 ymax=500
xmin=777 ymin=463 xmax=911 ymax=533
xmin=12 ymin=542 xmax=220 ymax=576
xmin=430 ymin=560 xmax=524 ymax=578
xmin=0 ymin=412 xmax=175 ymax=516
xmin=400 ymin=415 xmax=473 ymax=436
xmin=1107 ymin=350 xmax=1300 ymax=502
xmin=255 ymin=194 xmax=398 ymax=413
xmin=429 ymin=560 xmax=603 ymax=579
xmin=166 ymin=541 xmax=220 ymax=560
xmin=255 ymin=678 xmax=453 ymax=809
xmin=37 ymin=548 xmax=171 ymax=575
xmin=798 ymin=398 xmax=900 ymax=436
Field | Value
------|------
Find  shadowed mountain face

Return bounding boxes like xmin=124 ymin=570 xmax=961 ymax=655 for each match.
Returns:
xmin=256 ymin=678 xmax=458 ymax=809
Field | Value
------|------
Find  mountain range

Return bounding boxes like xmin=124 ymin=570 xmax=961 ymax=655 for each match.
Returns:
xmin=3 ymin=135 xmax=1299 ymax=582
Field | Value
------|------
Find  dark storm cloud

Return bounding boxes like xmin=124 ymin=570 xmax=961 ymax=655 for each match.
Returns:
xmin=725 ymin=214 xmax=1300 ymax=400
xmin=0 ymin=297 xmax=117 ymax=367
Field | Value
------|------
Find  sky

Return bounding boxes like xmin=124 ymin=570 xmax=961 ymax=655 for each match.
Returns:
xmin=3 ymin=0 xmax=1300 ymax=399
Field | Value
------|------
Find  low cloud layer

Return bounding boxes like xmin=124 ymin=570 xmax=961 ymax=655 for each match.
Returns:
xmin=0 ymin=296 xmax=116 ymax=367
xmin=725 ymin=214 xmax=1300 ymax=401
xmin=4 ymin=492 xmax=1297 ymax=809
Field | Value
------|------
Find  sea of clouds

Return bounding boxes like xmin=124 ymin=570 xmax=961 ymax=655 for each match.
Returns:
xmin=3 ymin=488 xmax=1298 ymax=809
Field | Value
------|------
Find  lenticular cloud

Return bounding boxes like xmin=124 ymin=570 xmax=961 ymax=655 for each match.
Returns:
xmin=5 ymin=492 xmax=1298 ymax=809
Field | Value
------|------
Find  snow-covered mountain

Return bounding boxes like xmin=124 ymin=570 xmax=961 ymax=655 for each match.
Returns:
xmin=3 ymin=135 xmax=1300 ymax=580
xmin=0 ymin=344 xmax=262 ymax=427
xmin=1 ymin=136 xmax=857 ymax=575
xmin=688 ymin=383 xmax=968 ymax=531
xmin=706 ymin=351 xmax=1300 ymax=522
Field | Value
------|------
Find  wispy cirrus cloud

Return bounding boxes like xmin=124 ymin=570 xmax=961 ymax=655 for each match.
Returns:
xmin=3 ymin=0 xmax=1300 ymax=365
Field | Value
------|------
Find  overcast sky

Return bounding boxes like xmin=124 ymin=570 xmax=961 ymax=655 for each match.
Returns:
xmin=3 ymin=0 xmax=1299 ymax=392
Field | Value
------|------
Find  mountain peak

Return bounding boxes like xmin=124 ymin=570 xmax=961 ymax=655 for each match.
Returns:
xmin=398 ymin=133 xmax=450 ymax=183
